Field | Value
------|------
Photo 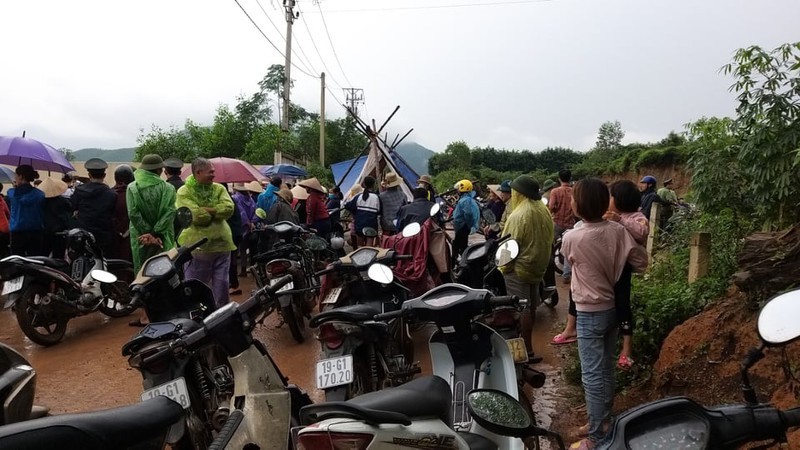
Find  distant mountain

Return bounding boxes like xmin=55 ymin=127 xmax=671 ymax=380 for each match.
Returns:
xmin=395 ymin=142 xmax=436 ymax=176
xmin=72 ymin=147 xmax=136 ymax=162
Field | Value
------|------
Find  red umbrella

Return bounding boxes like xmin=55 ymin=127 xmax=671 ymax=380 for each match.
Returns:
xmin=180 ymin=157 xmax=266 ymax=183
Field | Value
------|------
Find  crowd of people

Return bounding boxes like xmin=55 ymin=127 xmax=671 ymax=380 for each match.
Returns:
xmin=0 ymin=155 xmax=677 ymax=448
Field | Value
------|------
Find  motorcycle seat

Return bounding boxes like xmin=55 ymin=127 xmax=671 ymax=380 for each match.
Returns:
xmin=27 ymin=256 xmax=69 ymax=270
xmin=121 ymin=318 xmax=203 ymax=356
xmin=0 ymin=396 xmax=183 ymax=450
xmin=310 ymin=303 xmax=382 ymax=327
xmin=348 ymin=375 xmax=452 ymax=426
xmin=300 ymin=375 xmax=452 ymax=427
xmin=459 ymin=432 xmax=498 ymax=450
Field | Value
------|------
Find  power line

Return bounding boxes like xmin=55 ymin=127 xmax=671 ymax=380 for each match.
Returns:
xmin=305 ymin=0 xmax=554 ymax=13
xmin=296 ymin=3 xmax=346 ymax=90
xmin=316 ymin=1 xmax=353 ymax=87
xmin=232 ymin=0 xmax=318 ymax=79
xmin=253 ymin=0 xmax=319 ymax=75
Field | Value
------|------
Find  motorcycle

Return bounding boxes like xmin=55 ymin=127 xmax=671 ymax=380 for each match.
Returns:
xmin=309 ymin=224 xmax=419 ymax=401
xmin=0 ymin=396 xmax=184 ymax=449
xmin=297 ymin=284 xmax=539 ymax=449
xmin=0 ymin=342 xmax=48 ymax=425
xmin=124 ymin=246 xmax=312 ymax=449
xmin=0 ymin=228 xmax=135 ymax=346
xmin=249 ymin=216 xmax=321 ymax=343
xmin=598 ymin=287 xmax=800 ymax=449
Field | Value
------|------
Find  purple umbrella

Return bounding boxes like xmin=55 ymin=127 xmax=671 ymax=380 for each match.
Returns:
xmin=0 ymin=135 xmax=75 ymax=173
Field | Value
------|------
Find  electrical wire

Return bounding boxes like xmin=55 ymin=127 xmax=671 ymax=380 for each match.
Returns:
xmin=306 ymin=0 xmax=554 ymax=13
xmin=233 ymin=0 xmax=318 ymax=79
xmin=316 ymin=1 xmax=353 ymax=87
xmin=296 ymin=3 xmax=346 ymax=90
xmin=253 ymin=0 xmax=319 ymax=75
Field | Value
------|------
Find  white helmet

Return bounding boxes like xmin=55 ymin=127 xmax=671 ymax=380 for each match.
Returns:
xmin=330 ymin=235 xmax=345 ymax=250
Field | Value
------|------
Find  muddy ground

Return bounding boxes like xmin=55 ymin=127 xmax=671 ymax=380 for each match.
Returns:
xmin=0 ymin=272 xmax=579 ymax=446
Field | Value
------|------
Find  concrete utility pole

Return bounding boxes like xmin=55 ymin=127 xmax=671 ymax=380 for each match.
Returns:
xmin=320 ymin=72 xmax=325 ymax=165
xmin=343 ymin=88 xmax=364 ymax=117
xmin=282 ymin=0 xmax=297 ymax=132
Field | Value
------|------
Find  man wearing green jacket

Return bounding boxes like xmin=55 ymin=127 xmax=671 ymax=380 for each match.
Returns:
xmin=500 ymin=175 xmax=554 ymax=353
xmin=177 ymin=158 xmax=236 ymax=308
xmin=127 ymin=154 xmax=177 ymax=274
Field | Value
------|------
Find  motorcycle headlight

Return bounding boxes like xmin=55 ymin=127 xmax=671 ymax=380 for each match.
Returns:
xmin=143 ymin=256 xmax=172 ymax=277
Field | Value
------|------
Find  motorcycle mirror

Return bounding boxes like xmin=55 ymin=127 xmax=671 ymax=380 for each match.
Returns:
xmin=362 ymin=227 xmax=378 ymax=238
xmin=495 ymin=239 xmax=520 ymax=267
xmin=90 ymin=269 xmax=118 ymax=284
xmin=176 ymin=207 xmax=193 ymax=229
xmin=401 ymin=222 xmax=421 ymax=238
xmin=757 ymin=288 xmax=800 ymax=346
xmin=306 ymin=235 xmax=328 ymax=251
xmin=481 ymin=208 xmax=497 ymax=225
xmin=255 ymin=208 xmax=267 ymax=220
xmin=541 ymin=196 xmax=548 ymax=206
xmin=466 ymin=389 xmax=533 ymax=438
xmin=430 ymin=203 xmax=440 ymax=217
xmin=367 ymin=263 xmax=394 ymax=284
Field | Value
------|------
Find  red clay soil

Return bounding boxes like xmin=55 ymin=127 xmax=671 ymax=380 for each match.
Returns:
xmin=618 ymin=286 xmax=800 ymax=449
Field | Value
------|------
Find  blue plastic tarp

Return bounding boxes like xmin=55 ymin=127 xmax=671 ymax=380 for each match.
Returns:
xmin=331 ymin=152 xmax=420 ymax=194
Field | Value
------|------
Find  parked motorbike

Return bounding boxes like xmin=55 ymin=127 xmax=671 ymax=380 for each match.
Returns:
xmin=599 ymin=288 xmax=800 ymax=449
xmin=124 ymin=256 xmax=312 ymax=449
xmin=249 ymin=216 xmax=321 ymax=343
xmin=0 ymin=396 xmax=184 ymax=450
xmin=309 ymin=224 xmax=419 ymax=401
xmin=0 ymin=228 xmax=135 ymax=346
xmin=297 ymin=284 xmax=538 ymax=449
xmin=0 ymin=342 xmax=48 ymax=425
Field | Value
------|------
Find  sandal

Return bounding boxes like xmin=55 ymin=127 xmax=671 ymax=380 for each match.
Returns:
xmin=617 ymin=355 xmax=634 ymax=370
xmin=551 ymin=333 xmax=577 ymax=345
xmin=229 ymin=288 xmax=243 ymax=296
xmin=569 ymin=438 xmax=594 ymax=450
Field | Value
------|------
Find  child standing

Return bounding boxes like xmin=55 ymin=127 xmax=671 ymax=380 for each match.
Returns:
xmin=603 ymin=180 xmax=649 ymax=369
xmin=562 ymin=178 xmax=648 ymax=449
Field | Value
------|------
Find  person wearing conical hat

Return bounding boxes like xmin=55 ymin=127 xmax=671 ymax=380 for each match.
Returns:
xmin=232 ymin=182 xmax=258 ymax=275
xmin=379 ymin=172 xmax=407 ymax=235
xmin=298 ymin=177 xmax=331 ymax=237
xmin=37 ymin=177 xmax=71 ymax=259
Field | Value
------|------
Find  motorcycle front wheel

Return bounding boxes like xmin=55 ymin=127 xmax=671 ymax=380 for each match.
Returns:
xmin=99 ymin=268 xmax=136 ymax=318
xmin=15 ymin=285 xmax=68 ymax=346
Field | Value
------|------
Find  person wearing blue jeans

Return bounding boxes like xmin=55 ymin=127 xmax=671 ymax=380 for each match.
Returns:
xmin=562 ymin=178 xmax=648 ymax=449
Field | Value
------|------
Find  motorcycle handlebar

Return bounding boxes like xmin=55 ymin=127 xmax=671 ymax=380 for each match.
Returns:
xmin=265 ymin=275 xmax=293 ymax=296
xmin=315 ymin=264 xmax=337 ymax=277
xmin=782 ymin=407 xmax=800 ymax=428
xmin=373 ymin=310 xmax=404 ymax=322
xmin=489 ymin=295 xmax=518 ymax=307
xmin=395 ymin=254 xmax=413 ymax=261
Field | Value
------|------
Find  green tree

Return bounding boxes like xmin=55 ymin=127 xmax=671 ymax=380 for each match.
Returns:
xmin=723 ymin=42 xmax=800 ymax=227
xmin=596 ymin=120 xmax=625 ymax=152
xmin=428 ymin=140 xmax=472 ymax=175
xmin=135 ymin=124 xmax=198 ymax=162
xmin=259 ymin=64 xmax=292 ymax=126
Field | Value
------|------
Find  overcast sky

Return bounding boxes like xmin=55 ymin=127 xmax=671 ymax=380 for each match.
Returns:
xmin=2 ymin=0 xmax=798 ymax=154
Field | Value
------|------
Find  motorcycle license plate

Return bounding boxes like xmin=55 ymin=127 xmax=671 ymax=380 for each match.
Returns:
xmin=1 ymin=277 xmax=23 ymax=295
xmin=315 ymin=355 xmax=353 ymax=389
xmin=270 ymin=278 xmax=294 ymax=293
xmin=141 ymin=377 xmax=191 ymax=409
xmin=506 ymin=337 xmax=529 ymax=364
xmin=322 ymin=286 xmax=342 ymax=304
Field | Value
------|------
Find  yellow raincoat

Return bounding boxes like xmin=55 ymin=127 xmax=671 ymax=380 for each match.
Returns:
xmin=176 ymin=176 xmax=236 ymax=253
xmin=499 ymin=191 xmax=554 ymax=283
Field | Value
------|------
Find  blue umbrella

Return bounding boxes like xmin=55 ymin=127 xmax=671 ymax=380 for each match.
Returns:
xmin=0 ymin=166 xmax=15 ymax=184
xmin=260 ymin=164 xmax=307 ymax=178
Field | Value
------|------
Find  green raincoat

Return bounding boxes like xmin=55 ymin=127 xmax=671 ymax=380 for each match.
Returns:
xmin=176 ymin=176 xmax=235 ymax=253
xmin=499 ymin=191 xmax=554 ymax=283
xmin=127 ymin=169 xmax=177 ymax=273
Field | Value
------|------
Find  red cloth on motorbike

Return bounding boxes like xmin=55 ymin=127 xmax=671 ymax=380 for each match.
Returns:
xmin=381 ymin=220 xmax=435 ymax=297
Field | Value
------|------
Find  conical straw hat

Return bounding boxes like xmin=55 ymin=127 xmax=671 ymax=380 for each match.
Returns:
xmin=36 ymin=177 xmax=68 ymax=198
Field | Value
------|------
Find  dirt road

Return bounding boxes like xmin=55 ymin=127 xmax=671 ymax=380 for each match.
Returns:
xmin=0 ymin=272 xmax=572 ymax=436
